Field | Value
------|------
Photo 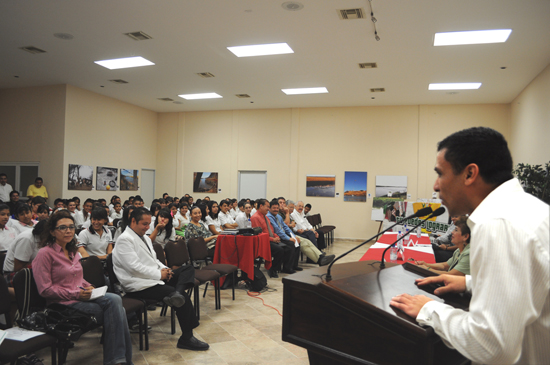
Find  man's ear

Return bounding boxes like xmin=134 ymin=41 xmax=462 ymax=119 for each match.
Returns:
xmin=464 ymin=164 xmax=479 ymax=186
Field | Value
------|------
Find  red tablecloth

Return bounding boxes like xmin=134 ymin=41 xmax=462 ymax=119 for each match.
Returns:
xmin=360 ymin=232 xmax=436 ymax=264
xmin=214 ymin=233 xmax=272 ymax=281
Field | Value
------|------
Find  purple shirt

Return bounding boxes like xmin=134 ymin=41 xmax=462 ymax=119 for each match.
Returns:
xmin=33 ymin=243 xmax=90 ymax=305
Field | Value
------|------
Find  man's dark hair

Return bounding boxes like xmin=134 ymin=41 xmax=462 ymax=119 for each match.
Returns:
xmin=130 ymin=207 xmax=151 ymax=224
xmin=15 ymin=203 xmax=31 ymax=218
xmin=114 ymin=201 xmax=121 ymax=207
xmin=437 ymin=127 xmax=513 ymax=186
xmin=270 ymin=199 xmax=279 ymax=208
xmin=256 ymin=199 xmax=268 ymax=208
xmin=9 ymin=191 xmax=19 ymax=198
xmin=31 ymin=196 xmax=46 ymax=206
xmin=305 ymin=203 xmax=312 ymax=209
xmin=0 ymin=173 xmax=7 ymax=178
xmin=219 ymin=200 xmax=229 ymax=207
xmin=35 ymin=177 xmax=43 ymax=182
xmin=238 ymin=200 xmax=246 ymax=208
xmin=91 ymin=207 xmax=108 ymax=221
xmin=37 ymin=204 xmax=50 ymax=214
xmin=277 ymin=196 xmax=285 ymax=202
xmin=54 ymin=198 xmax=63 ymax=206
xmin=133 ymin=196 xmax=144 ymax=204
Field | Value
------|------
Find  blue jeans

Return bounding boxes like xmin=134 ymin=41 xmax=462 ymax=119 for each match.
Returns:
xmin=70 ymin=293 xmax=133 ymax=365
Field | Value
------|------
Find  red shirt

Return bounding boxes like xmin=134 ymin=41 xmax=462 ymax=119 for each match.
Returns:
xmin=251 ymin=211 xmax=279 ymax=242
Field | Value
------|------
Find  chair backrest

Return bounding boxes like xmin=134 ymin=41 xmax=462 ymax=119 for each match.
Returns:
xmin=0 ymin=276 xmax=13 ymax=327
xmin=164 ymin=240 xmax=190 ymax=268
xmin=316 ymin=213 xmax=323 ymax=226
xmin=13 ymin=268 xmax=47 ymax=319
xmin=306 ymin=215 xmax=316 ymax=226
xmin=153 ymin=243 xmax=167 ymax=265
xmin=80 ymin=256 xmax=106 ymax=288
xmin=186 ymin=237 xmax=209 ymax=262
xmin=107 ymin=226 xmax=117 ymax=237
xmin=105 ymin=254 xmax=119 ymax=292
xmin=0 ymin=251 xmax=6 ymax=275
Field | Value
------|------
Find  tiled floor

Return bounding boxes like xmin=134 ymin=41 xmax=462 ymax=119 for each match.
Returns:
xmin=35 ymin=239 xmax=371 ymax=364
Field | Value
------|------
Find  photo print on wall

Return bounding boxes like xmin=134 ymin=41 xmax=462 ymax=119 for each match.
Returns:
xmin=193 ymin=172 xmax=218 ymax=193
xmin=68 ymin=164 xmax=93 ymax=191
xmin=96 ymin=167 xmax=118 ymax=191
xmin=306 ymin=175 xmax=336 ymax=197
xmin=344 ymin=171 xmax=367 ymax=202
xmin=120 ymin=169 xmax=139 ymax=191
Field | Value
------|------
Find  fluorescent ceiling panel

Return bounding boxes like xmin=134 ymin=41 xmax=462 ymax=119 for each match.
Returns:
xmin=227 ymin=43 xmax=294 ymax=57
xmin=429 ymin=83 xmax=482 ymax=90
xmin=178 ymin=93 xmax=222 ymax=100
xmin=282 ymin=87 xmax=328 ymax=95
xmin=434 ymin=29 xmax=512 ymax=46
xmin=94 ymin=56 xmax=155 ymax=70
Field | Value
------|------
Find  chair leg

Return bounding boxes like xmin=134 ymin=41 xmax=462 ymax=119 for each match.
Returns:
xmin=215 ymin=278 xmax=221 ymax=310
xmin=143 ymin=304 xmax=149 ymax=351
xmin=51 ymin=343 xmax=57 ymax=365
xmin=171 ymin=306 xmax=176 ymax=335
xmin=137 ymin=308 xmax=143 ymax=351
xmin=232 ymin=271 xmax=236 ymax=301
xmin=203 ymin=282 xmax=209 ymax=298
xmin=194 ymin=286 xmax=200 ymax=320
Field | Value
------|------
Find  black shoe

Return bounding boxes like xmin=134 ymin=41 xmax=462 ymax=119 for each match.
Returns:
xmin=294 ymin=267 xmax=303 ymax=271
xmin=17 ymin=354 xmax=43 ymax=365
xmin=318 ymin=254 xmax=335 ymax=266
xmin=282 ymin=269 xmax=296 ymax=274
xmin=268 ymin=268 xmax=279 ymax=278
xmin=177 ymin=336 xmax=209 ymax=351
xmin=163 ymin=292 xmax=185 ymax=308
xmin=147 ymin=304 xmax=157 ymax=311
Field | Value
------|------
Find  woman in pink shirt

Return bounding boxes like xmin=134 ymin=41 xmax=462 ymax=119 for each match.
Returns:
xmin=33 ymin=211 xmax=132 ymax=365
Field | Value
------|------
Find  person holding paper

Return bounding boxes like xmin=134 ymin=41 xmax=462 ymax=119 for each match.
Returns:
xmin=33 ymin=210 xmax=132 ymax=365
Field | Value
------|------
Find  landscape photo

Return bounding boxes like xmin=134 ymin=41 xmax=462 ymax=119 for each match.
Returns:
xmin=371 ymin=175 xmax=408 ymax=221
xmin=344 ymin=171 xmax=367 ymax=202
xmin=96 ymin=167 xmax=118 ymax=191
xmin=193 ymin=172 xmax=218 ymax=193
xmin=306 ymin=175 xmax=336 ymax=197
xmin=120 ymin=169 xmax=139 ymax=191
xmin=68 ymin=164 xmax=93 ymax=191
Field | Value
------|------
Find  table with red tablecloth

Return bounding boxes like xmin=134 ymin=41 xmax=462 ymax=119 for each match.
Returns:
xmin=360 ymin=232 xmax=436 ymax=264
xmin=214 ymin=233 xmax=272 ymax=281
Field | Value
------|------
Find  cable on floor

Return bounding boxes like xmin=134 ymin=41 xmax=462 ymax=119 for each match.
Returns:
xmin=246 ymin=290 xmax=283 ymax=317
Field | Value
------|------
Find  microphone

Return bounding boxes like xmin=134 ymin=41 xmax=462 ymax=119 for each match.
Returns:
xmin=325 ymin=206 xmax=433 ymax=281
xmin=379 ymin=206 xmax=446 ymax=269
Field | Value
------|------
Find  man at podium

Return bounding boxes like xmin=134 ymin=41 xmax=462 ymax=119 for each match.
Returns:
xmin=391 ymin=127 xmax=549 ymax=364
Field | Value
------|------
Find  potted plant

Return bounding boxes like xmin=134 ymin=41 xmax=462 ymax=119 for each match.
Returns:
xmin=513 ymin=162 xmax=550 ymax=204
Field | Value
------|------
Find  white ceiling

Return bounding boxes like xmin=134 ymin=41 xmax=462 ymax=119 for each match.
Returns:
xmin=1 ymin=0 xmax=550 ymax=113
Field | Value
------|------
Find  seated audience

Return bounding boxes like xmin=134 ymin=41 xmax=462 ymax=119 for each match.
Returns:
xmin=77 ymin=207 xmax=112 ymax=259
xmin=206 ymin=201 xmax=223 ymax=235
xmin=185 ymin=206 xmax=218 ymax=257
xmin=218 ymin=200 xmax=238 ymax=230
xmin=53 ymin=198 xmax=65 ymax=211
xmin=147 ymin=208 xmax=176 ymax=247
xmin=235 ymin=201 xmax=252 ymax=228
xmin=304 ymin=203 xmax=312 ymax=216
xmin=133 ymin=196 xmax=145 ymax=208
xmin=110 ymin=201 xmax=123 ymax=220
xmin=251 ymin=199 xmax=294 ymax=278
xmin=290 ymin=201 xmax=325 ymax=250
xmin=33 ymin=211 xmax=132 ymax=365
xmin=113 ymin=205 xmax=135 ymax=242
xmin=267 ymin=200 xmax=334 ymax=268
xmin=0 ymin=173 xmax=13 ymax=203
xmin=30 ymin=196 xmax=46 ymax=220
xmin=8 ymin=203 xmax=36 ymax=236
xmin=67 ymin=199 xmax=78 ymax=218
xmin=74 ymin=198 xmax=93 ymax=229
xmin=27 ymin=177 xmax=48 ymax=201
xmin=109 ymin=195 xmax=120 ymax=214
xmin=36 ymin=203 xmax=50 ymax=221
xmin=7 ymin=190 xmax=20 ymax=216
xmin=413 ymin=216 xmax=471 ymax=276
xmin=73 ymin=196 xmax=81 ymax=212
xmin=0 ymin=204 xmax=17 ymax=251
xmin=229 ymin=199 xmax=239 ymax=219
xmin=113 ymin=208 xmax=208 ymax=351
xmin=174 ymin=203 xmax=190 ymax=228
xmin=432 ymin=215 xmax=459 ymax=262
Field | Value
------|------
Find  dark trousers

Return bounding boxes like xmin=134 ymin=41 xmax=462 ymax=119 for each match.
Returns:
xmin=269 ymin=242 xmax=284 ymax=271
xmin=126 ymin=265 xmax=199 ymax=338
xmin=298 ymin=230 xmax=326 ymax=250
xmin=432 ymin=244 xmax=454 ymax=263
xmin=270 ymin=240 xmax=299 ymax=272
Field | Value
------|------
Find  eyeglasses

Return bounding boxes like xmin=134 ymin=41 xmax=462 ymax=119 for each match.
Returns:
xmin=55 ymin=225 xmax=76 ymax=231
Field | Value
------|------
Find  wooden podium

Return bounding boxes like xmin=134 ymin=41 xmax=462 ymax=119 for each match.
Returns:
xmin=282 ymin=261 xmax=470 ymax=365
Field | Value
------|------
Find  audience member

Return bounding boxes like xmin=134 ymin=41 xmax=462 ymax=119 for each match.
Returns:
xmin=218 ymin=200 xmax=238 ymax=229
xmin=36 ymin=204 xmax=50 ymax=221
xmin=290 ymin=201 xmax=325 ymax=250
xmin=53 ymin=198 xmax=65 ymax=210
xmin=77 ymin=207 xmax=112 ymax=259
xmin=30 ymin=196 xmax=46 ymax=220
xmin=34 ymin=211 xmax=132 ymax=365
xmin=27 ymin=177 xmax=48 ymax=201
xmin=432 ymin=215 xmax=459 ymax=262
xmin=73 ymin=196 xmax=81 ymax=211
xmin=108 ymin=195 xmax=120 ymax=214
xmin=304 ymin=203 xmax=312 ymax=216
xmin=229 ymin=199 xmax=239 ymax=219
xmin=235 ymin=202 xmax=252 ymax=228
xmin=114 ymin=205 xmax=135 ymax=242
xmin=147 ymin=208 xmax=176 ymax=247
xmin=0 ymin=204 xmax=17 ymax=251
xmin=67 ymin=199 xmax=78 ymax=218
xmin=8 ymin=203 xmax=36 ymax=235
xmin=206 ymin=200 xmax=223 ymax=235
xmin=0 ymin=173 xmax=13 ymax=202
xmin=110 ymin=201 xmax=123 ymax=220
xmin=185 ymin=206 xmax=218 ymax=257
xmin=74 ymin=198 xmax=93 ymax=229
xmin=7 ymin=190 xmax=20 ymax=216
xmin=133 ymin=196 xmax=144 ymax=208
xmin=113 ymin=207 xmax=209 ymax=351
xmin=175 ymin=203 xmax=190 ymax=228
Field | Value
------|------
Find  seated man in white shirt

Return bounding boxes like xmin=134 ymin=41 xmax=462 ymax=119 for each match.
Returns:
xmin=0 ymin=173 xmax=13 ymax=203
xmin=113 ymin=207 xmax=208 ymax=351
xmin=218 ymin=200 xmax=238 ymax=230
xmin=290 ymin=201 xmax=325 ymax=250
xmin=77 ymin=207 xmax=113 ymax=260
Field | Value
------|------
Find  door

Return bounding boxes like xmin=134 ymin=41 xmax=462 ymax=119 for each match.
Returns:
xmin=141 ymin=169 xmax=155 ymax=207
xmin=238 ymin=171 xmax=267 ymax=201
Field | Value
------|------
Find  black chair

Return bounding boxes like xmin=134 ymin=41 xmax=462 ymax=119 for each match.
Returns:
xmin=80 ymin=256 xmax=147 ymax=351
xmin=0 ymin=251 xmax=6 ymax=275
xmin=105 ymin=254 xmax=153 ymax=350
xmin=309 ymin=214 xmax=335 ymax=246
xmin=0 ymin=276 xmax=57 ymax=365
xmin=164 ymin=240 xmax=220 ymax=320
xmin=186 ymin=237 xmax=238 ymax=302
xmin=152 ymin=244 xmax=176 ymax=334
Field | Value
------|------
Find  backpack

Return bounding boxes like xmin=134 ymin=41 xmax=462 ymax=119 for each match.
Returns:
xmin=246 ymin=267 xmax=267 ymax=292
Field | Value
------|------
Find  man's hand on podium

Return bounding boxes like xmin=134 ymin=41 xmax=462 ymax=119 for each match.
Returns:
xmin=390 ymin=294 xmax=433 ymax=318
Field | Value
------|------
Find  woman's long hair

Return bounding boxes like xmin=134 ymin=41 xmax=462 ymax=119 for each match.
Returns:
xmin=207 ymin=200 xmax=219 ymax=219
xmin=40 ymin=210 xmax=78 ymax=253
xmin=120 ymin=205 xmax=135 ymax=233
xmin=154 ymin=208 xmax=173 ymax=240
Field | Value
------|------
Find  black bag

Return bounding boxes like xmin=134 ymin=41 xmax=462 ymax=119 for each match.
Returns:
xmin=18 ymin=303 xmax=97 ymax=341
xmin=246 ymin=267 xmax=267 ymax=292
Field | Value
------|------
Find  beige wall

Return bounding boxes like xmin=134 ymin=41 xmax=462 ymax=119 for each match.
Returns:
xmin=0 ymin=85 xmax=67 ymax=200
xmin=510 ymin=63 xmax=550 ymax=165
xmin=158 ymin=104 xmax=511 ymax=239
xmin=62 ymin=85 xmax=158 ymax=202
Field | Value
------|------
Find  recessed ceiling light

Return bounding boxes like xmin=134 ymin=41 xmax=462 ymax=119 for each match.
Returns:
xmin=227 ymin=43 xmax=294 ymax=57
xmin=53 ymin=33 xmax=74 ymax=40
xmin=281 ymin=87 xmax=328 ymax=95
xmin=429 ymin=83 xmax=481 ymax=90
xmin=94 ymin=56 xmax=155 ymax=70
xmin=178 ymin=93 xmax=222 ymax=100
xmin=434 ymin=29 xmax=512 ymax=46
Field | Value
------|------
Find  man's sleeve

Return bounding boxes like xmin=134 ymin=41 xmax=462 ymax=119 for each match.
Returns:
xmin=26 ymin=185 xmax=33 ymax=197
xmin=417 ymin=219 xmax=549 ymax=364
xmin=268 ymin=215 xmax=290 ymax=240
xmin=114 ymin=236 xmax=162 ymax=280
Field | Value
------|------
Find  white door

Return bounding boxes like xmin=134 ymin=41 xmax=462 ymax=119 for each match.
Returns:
xmin=141 ymin=169 xmax=155 ymax=207
xmin=238 ymin=171 xmax=267 ymax=201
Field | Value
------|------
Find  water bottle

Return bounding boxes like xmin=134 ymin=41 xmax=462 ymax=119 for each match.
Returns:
xmin=417 ymin=226 xmax=422 ymax=239
xmin=390 ymin=246 xmax=398 ymax=262
xmin=404 ymin=228 xmax=410 ymax=246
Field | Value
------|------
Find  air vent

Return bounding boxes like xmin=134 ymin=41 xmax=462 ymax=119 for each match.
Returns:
xmin=20 ymin=46 xmax=47 ymax=54
xmin=124 ymin=31 xmax=153 ymax=41
xmin=157 ymin=98 xmax=174 ymax=101
xmin=338 ymin=8 xmax=365 ymax=20
xmin=173 ymin=101 xmax=183 ymax=104
xmin=196 ymin=72 xmax=215 ymax=78
xmin=370 ymin=88 xmax=385 ymax=92
xmin=359 ymin=62 xmax=377 ymax=69
xmin=235 ymin=94 xmax=250 ymax=98
xmin=109 ymin=79 xmax=129 ymax=84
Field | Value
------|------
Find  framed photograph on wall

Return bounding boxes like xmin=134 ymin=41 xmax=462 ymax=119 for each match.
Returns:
xmin=306 ymin=175 xmax=336 ymax=197
xmin=344 ymin=171 xmax=367 ymax=202
xmin=193 ymin=172 xmax=218 ymax=193
xmin=120 ymin=169 xmax=139 ymax=191
xmin=68 ymin=164 xmax=93 ymax=191
xmin=96 ymin=167 xmax=118 ymax=191
xmin=371 ymin=175 xmax=408 ymax=221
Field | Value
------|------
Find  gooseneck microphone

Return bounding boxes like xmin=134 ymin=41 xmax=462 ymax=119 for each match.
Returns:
xmin=379 ymin=207 xmax=446 ymax=269
xmin=325 ymin=206 xmax=433 ymax=281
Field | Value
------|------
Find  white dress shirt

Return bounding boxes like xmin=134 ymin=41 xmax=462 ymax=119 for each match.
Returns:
xmin=291 ymin=210 xmax=314 ymax=232
xmin=3 ymin=229 xmax=40 ymax=272
xmin=0 ymin=224 xmax=18 ymax=251
xmin=417 ymin=178 xmax=549 ymax=365
xmin=0 ymin=183 xmax=13 ymax=202
xmin=74 ymin=210 xmax=90 ymax=229
xmin=205 ymin=215 xmax=222 ymax=233
xmin=219 ymin=211 xmax=236 ymax=227
xmin=235 ymin=212 xmax=252 ymax=229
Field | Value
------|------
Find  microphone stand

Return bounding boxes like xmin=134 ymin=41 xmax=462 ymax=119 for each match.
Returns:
xmin=325 ymin=208 xmax=432 ymax=281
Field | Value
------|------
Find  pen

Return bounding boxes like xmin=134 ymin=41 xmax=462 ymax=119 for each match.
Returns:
xmin=78 ymin=286 xmax=87 ymax=290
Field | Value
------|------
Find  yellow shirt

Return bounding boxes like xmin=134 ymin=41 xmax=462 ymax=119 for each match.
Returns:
xmin=27 ymin=184 xmax=48 ymax=199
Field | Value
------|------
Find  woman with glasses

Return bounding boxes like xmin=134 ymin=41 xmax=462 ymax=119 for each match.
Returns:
xmin=33 ymin=210 xmax=132 ymax=365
